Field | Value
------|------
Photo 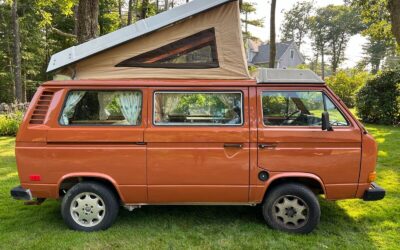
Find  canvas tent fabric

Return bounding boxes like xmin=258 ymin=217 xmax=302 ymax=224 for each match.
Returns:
xmin=53 ymin=0 xmax=250 ymax=80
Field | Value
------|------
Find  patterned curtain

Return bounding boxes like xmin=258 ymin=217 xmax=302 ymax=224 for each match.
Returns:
xmin=116 ymin=91 xmax=142 ymax=125
xmin=60 ymin=91 xmax=86 ymax=125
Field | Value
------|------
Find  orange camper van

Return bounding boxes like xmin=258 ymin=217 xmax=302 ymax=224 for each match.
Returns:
xmin=10 ymin=0 xmax=385 ymax=234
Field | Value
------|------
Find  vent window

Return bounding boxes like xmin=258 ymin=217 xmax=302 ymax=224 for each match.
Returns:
xmin=116 ymin=28 xmax=219 ymax=69
xmin=29 ymin=91 xmax=54 ymax=124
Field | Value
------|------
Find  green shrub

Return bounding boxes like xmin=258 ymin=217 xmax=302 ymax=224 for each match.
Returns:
xmin=326 ymin=70 xmax=371 ymax=108
xmin=355 ymin=71 xmax=400 ymax=125
xmin=0 ymin=112 xmax=24 ymax=136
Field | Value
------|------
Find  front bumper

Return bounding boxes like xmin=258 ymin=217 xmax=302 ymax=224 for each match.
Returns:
xmin=10 ymin=186 xmax=33 ymax=201
xmin=363 ymin=182 xmax=385 ymax=201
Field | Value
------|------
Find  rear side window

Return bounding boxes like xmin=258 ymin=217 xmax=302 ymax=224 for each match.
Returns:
xmin=154 ymin=91 xmax=243 ymax=126
xmin=262 ymin=91 xmax=349 ymax=126
xmin=60 ymin=90 xmax=142 ymax=126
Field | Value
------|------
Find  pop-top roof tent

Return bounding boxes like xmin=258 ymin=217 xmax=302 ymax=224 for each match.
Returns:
xmin=47 ymin=0 xmax=250 ymax=80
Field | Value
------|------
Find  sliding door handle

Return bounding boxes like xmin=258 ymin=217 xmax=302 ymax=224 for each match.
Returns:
xmin=259 ymin=143 xmax=277 ymax=149
xmin=224 ymin=143 xmax=243 ymax=148
xmin=135 ymin=142 xmax=147 ymax=145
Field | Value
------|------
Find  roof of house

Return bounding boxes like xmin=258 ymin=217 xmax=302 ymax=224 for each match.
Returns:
xmin=247 ymin=39 xmax=262 ymax=53
xmin=46 ymin=0 xmax=235 ymax=73
xmin=251 ymin=41 xmax=294 ymax=64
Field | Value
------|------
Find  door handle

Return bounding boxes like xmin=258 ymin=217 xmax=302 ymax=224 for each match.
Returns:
xmin=224 ymin=143 xmax=243 ymax=148
xmin=135 ymin=142 xmax=147 ymax=145
xmin=259 ymin=143 xmax=277 ymax=149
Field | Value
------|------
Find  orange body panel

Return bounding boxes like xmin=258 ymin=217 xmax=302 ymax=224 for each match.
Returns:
xmin=15 ymin=79 xmax=378 ymax=204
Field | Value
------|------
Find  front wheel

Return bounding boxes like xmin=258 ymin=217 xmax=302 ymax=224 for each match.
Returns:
xmin=262 ymin=183 xmax=320 ymax=234
xmin=61 ymin=181 xmax=119 ymax=232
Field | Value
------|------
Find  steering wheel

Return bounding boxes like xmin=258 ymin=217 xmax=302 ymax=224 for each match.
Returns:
xmin=286 ymin=110 xmax=301 ymax=119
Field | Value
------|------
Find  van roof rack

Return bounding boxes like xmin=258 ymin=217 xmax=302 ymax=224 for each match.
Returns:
xmin=256 ymin=68 xmax=325 ymax=84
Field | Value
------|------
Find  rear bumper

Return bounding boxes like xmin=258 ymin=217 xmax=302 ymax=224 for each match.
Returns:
xmin=363 ymin=182 xmax=385 ymax=201
xmin=10 ymin=186 xmax=33 ymax=201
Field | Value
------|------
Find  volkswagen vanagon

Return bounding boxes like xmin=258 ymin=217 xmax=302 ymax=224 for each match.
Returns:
xmin=10 ymin=0 xmax=385 ymax=234
xmin=11 ymin=69 xmax=385 ymax=233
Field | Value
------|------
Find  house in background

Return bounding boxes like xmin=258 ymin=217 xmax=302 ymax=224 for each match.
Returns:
xmin=247 ymin=40 xmax=305 ymax=69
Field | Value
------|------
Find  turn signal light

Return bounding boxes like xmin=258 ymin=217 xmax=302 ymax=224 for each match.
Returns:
xmin=29 ymin=175 xmax=41 ymax=181
xmin=368 ymin=172 xmax=376 ymax=182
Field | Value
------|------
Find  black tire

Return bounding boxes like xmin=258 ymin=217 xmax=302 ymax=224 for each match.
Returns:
xmin=262 ymin=183 xmax=320 ymax=234
xmin=61 ymin=181 xmax=119 ymax=232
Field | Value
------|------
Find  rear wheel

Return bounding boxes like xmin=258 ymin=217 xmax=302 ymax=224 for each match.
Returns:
xmin=262 ymin=183 xmax=320 ymax=234
xmin=61 ymin=181 xmax=119 ymax=232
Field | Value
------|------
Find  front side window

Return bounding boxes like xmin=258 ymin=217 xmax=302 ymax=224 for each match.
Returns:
xmin=262 ymin=91 xmax=349 ymax=126
xmin=60 ymin=90 xmax=142 ymax=126
xmin=154 ymin=92 xmax=243 ymax=126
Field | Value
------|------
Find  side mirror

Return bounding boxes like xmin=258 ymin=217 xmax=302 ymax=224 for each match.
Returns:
xmin=322 ymin=111 xmax=333 ymax=131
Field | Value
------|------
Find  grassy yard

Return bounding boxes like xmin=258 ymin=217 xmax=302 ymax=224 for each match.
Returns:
xmin=0 ymin=125 xmax=399 ymax=249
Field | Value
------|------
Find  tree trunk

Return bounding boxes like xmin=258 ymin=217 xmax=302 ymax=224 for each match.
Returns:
xmin=127 ymin=0 xmax=134 ymax=25
xmin=118 ymin=0 xmax=124 ymax=27
xmin=245 ymin=12 xmax=248 ymax=34
xmin=321 ymin=48 xmax=325 ymax=80
xmin=165 ymin=0 xmax=169 ymax=11
xmin=269 ymin=0 xmax=277 ymax=68
xmin=140 ymin=0 xmax=149 ymax=19
xmin=76 ymin=0 xmax=99 ymax=44
xmin=11 ymin=0 xmax=23 ymax=102
xmin=388 ymin=0 xmax=400 ymax=45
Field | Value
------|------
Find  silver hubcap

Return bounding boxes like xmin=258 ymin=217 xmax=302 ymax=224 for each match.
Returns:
xmin=70 ymin=192 xmax=106 ymax=227
xmin=272 ymin=195 xmax=309 ymax=229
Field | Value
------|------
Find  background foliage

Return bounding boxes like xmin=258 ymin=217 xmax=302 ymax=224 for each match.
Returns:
xmin=356 ymin=70 xmax=400 ymax=125
xmin=325 ymin=70 xmax=371 ymax=108
xmin=0 ymin=111 xmax=23 ymax=136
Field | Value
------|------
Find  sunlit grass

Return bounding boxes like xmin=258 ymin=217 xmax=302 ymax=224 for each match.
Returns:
xmin=0 ymin=126 xmax=399 ymax=249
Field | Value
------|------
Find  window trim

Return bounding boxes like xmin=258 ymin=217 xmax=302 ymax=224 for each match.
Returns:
xmin=152 ymin=90 xmax=244 ymax=127
xmin=260 ymin=90 xmax=350 ymax=128
xmin=58 ymin=89 xmax=143 ymax=127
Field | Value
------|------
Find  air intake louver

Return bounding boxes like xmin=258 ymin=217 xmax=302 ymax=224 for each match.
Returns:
xmin=29 ymin=91 xmax=54 ymax=124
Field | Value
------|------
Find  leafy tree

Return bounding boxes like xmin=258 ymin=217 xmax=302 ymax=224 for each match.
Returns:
xmin=99 ymin=0 xmax=122 ymax=35
xmin=281 ymin=1 xmax=313 ymax=50
xmin=325 ymin=70 xmax=371 ymax=108
xmin=350 ymin=0 xmax=400 ymax=47
xmin=240 ymin=1 xmax=264 ymax=39
xmin=0 ymin=2 xmax=14 ymax=103
xmin=356 ymin=70 xmax=400 ymax=125
xmin=362 ymin=37 xmax=388 ymax=74
xmin=309 ymin=5 xmax=362 ymax=76
xmin=309 ymin=9 xmax=329 ymax=79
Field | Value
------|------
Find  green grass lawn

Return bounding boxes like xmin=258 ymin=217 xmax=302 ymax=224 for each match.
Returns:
xmin=0 ymin=125 xmax=399 ymax=249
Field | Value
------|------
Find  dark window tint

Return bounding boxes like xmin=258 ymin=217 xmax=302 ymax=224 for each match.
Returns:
xmin=60 ymin=90 xmax=142 ymax=126
xmin=116 ymin=28 xmax=219 ymax=69
xmin=262 ymin=91 xmax=349 ymax=126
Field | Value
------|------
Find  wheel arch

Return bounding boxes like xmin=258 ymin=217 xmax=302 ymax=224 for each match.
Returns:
xmin=262 ymin=173 xmax=326 ymax=202
xmin=57 ymin=173 xmax=123 ymax=201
